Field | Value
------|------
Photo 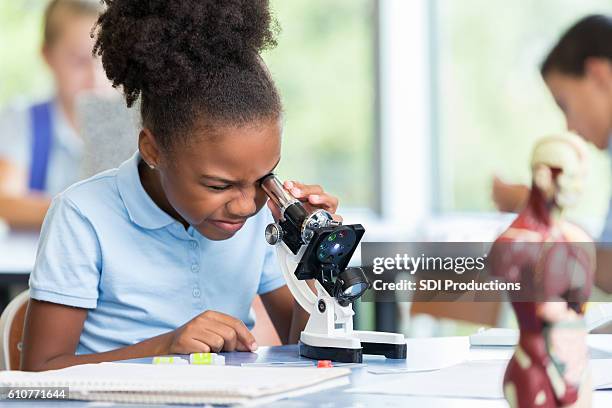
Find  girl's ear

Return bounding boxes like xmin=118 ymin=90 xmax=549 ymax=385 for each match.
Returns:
xmin=41 ymin=44 xmax=53 ymax=69
xmin=138 ymin=128 xmax=161 ymax=169
xmin=584 ymin=57 xmax=612 ymax=90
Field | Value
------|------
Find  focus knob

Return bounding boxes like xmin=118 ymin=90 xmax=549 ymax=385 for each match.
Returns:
xmin=265 ymin=223 xmax=283 ymax=245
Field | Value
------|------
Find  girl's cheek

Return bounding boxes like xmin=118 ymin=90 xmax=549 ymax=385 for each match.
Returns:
xmin=195 ymin=195 xmax=231 ymax=220
xmin=254 ymin=193 xmax=269 ymax=213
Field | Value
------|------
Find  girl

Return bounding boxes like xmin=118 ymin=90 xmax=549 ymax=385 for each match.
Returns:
xmin=21 ymin=0 xmax=340 ymax=371
xmin=493 ymin=14 xmax=612 ymax=237
xmin=493 ymin=14 xmax=612 ymax=294
xmin=0 ymin=0 xmax=108 ymax=229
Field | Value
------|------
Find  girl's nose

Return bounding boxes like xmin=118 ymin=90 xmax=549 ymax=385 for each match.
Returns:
xmin=227 ymin=188 xmax=258 ymax=218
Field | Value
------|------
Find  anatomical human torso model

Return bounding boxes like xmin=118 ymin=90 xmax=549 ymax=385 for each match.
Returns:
xmin=489 ymin=132 xmax=595 ymax=407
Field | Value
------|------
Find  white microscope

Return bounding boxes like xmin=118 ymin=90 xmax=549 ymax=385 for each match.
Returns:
xmin=260 ymin=175 xmax=406 ymax=363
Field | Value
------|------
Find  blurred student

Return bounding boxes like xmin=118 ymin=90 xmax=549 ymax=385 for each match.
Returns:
xmin=494 ymin=15 xmax=612 ymax=236
xmin=0 ymin=0 xmax=107 ymax=229
xmin=493 ymin=14 xmax=612 ymax=292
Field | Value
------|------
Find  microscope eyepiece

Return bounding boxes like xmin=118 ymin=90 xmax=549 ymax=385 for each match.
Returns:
xmin=260 ymin=175 xmax=298 ymax=213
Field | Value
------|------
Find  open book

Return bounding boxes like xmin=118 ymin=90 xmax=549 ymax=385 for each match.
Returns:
xmin=0 ymin=363 xmax=350 ymax=405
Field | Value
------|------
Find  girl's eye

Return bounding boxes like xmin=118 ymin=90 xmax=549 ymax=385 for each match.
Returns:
xmin=207 ymin=185 xmax=231 ymax=191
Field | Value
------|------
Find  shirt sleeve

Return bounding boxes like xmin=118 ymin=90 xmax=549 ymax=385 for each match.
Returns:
xmin=257 ymin=243 xmax=287 ymax=295
xmin=29 ymin=194 xmax=102 ymax=308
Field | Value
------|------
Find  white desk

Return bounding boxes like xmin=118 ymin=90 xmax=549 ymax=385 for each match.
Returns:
xmin=2 ymin=335 xmax=612 ymax=407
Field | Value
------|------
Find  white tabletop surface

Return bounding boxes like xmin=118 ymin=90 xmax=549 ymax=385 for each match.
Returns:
xmin=2 ymin=335 xmax=612 ymax=407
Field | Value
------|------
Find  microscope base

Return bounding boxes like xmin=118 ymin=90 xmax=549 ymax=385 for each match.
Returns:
xmin=299 ymin=341 xmax=363 ymax=363
xmin=299 ymin=339 xmax=407 ymax=363
xmin=354 ymin=330 xmax=407 ymax=359
xmin=361 ymin=341 xmax=407 ymax=359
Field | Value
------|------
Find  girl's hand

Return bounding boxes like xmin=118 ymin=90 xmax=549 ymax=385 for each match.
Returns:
xmin=267 ymin=180 xmax=342 ymax=222
xmin=492 ymin=176 xmax=529 ymax=213
xmin=167 ymin=311 xmax=257 ymax=354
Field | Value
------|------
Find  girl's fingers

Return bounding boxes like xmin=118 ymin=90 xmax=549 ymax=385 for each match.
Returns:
xmin=207 ymin=323 xmax=238 ymax=351
xmin=284 ymin=180 xmax=338 ymax=212
xmin=179 ymin=337 xmax=211 ymax=354
xmin=206 ymin=312 xmax=257 ymax=351
xmin=284 ymin=180 xmax=324 ymax=199
xmin=307 ymin=194 xmax=339 ymax=213
xmin=235 ymin=341 xmax=251 ymax=352
xmin=196 ymin=329 xmax=225 ymax=353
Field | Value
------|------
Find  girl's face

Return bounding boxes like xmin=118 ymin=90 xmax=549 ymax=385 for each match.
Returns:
xmin=544 ymin=64 xmax=612 ymax=150
xmin=43 ymin=14 xmax=108 ymax=105
xmin=145 ymin=119 xmax=282 ymax=241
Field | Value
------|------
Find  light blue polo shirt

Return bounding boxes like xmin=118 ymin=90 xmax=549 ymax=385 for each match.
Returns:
xmin=29 ymin=151 xmax=286 ymax=355
xmin=0 ymin=99 xmax=82 ymax=196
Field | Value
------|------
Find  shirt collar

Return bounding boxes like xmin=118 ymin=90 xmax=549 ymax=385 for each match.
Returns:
xmin=117 ymin=151 xmax=176 ymax=230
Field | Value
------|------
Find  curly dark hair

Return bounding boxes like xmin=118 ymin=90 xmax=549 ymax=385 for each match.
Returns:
xmin=92 ymin=0 xmax=282 ymax=151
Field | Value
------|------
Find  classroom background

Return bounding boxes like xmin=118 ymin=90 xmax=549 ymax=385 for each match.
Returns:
xmin=0 ymin=0 xmax=610 ymax=342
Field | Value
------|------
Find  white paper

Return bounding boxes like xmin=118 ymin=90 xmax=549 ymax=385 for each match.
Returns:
xmin=588 ymin=334 xmax=612 ymax=354
xmin=350 ymin=360 xmax=506 ymax=399
xmin=469 ymin=328 xmax=518 ymax=347
xmin=348 ymin=359 xmax=612 ymax=399
xmin=586 ymin=303 xmax=612 ymax=332
xmin=368 ymin=367 xmax=443 ymax=375
xmin=403 ymin=336 xmax=471 ymax=371
xmin=591 ymin=359 xmax=612 ymax=390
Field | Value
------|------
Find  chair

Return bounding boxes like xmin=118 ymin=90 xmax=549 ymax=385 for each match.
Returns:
xmin=76 ymin=93 xmax=139 ymax=179
xmin=0 ymin=290 xmax=29 ymax=370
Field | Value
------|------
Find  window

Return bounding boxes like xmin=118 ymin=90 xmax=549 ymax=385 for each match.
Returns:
xmin=265 ymin=0 xmax=377 ymax=210
xmin=0 ymin=2 xmax=50 ymax=106
xmin=0 ymin=0 xmax=378 ymax=211
xmin=434 ymin=0 xmax=611 ymax=222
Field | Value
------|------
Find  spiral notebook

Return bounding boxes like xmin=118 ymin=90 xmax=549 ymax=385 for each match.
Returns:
xmin=0 ymin=363 xmax=350 ymax=405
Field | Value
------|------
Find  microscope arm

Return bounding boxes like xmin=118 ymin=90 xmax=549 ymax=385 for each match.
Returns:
xmin=275 ymin=242 xmax=317 ymax=315
xmin=274 ymin=235 xmax=407 ymax=362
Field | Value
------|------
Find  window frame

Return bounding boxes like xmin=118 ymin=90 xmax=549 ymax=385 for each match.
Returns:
xmin=343 ymin=0 xmax=436 ymax=241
